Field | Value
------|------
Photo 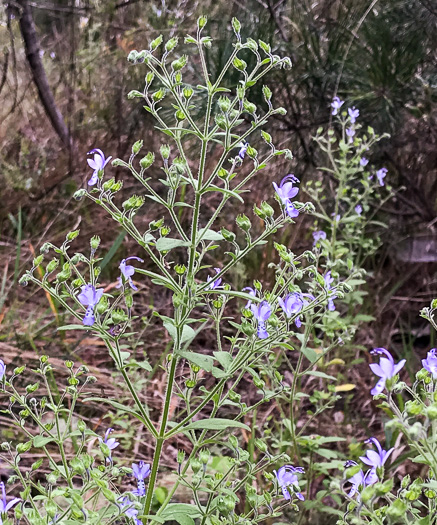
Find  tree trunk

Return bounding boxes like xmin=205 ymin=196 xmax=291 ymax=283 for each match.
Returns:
xmin=16 ymin=0 xmax=73 ymax=150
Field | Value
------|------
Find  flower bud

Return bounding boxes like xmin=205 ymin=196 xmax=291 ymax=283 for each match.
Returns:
xmin=197 ymin=16 xmax=207 ymax=29
xmin=254 ymin=439 xmax=268 ymax=453
xmin=183 ymin=87 xmax=193 ymax=99
xmin=149 ymin=218 xmax=164 ymax=230
xmin=175 ymin=264 xmax=186 ymax=275
xmin=132 ymin=140 xmax=143 ymax=155
xmin=243 ymin=100 xmax=256 ymax=114
xmin=231 ymin=17 xmax=241 ymax=35
xmin=127 ymin=90 xmax=144 ymax=99
xmin=218 ymin=96 xmax=231 ymax=113
xmin=236 ymin=214 xmax=251 ymax=232
xmin=177 ymin=450 xmax=185 ymax=464
xmin=140 ymin=152 xmax=155 ymax=170
xmin=16 ymin=441 xmax=32 ymax=454
xmin=46 ymin=472 xmax=59 ymax=485
xmin=221 ymin=228 xmax=235 ymax=242
xmin=67 ymin=230 xmax=80 ymax=241
xmin=77 ymin=420 xmax=86 ymax=434
xmin=127 ymin=50 xmax=139 ymax=63
xmin=152 ymin=89 xmax=165 ymax=102
xmin=26 ymin=382 xmax=39 ymax=394
xmin=260 ymin=201 xmax=274 ymax=217
xmin=199 ymin=449 xmax=210 ymax=464
xmin=171 ymin=55 xmax=188 ymax=72
xmin=190 ymin=458 xmax=202 ymax=474
xmin=90 ymin=235 xmax=101 ymax=251
xmin=165 ymin=37 xmax=178 ymax=53
xmin=45 ymin=259 xmax=59 ymax=274
xmin=150 ymin=35 xmax=163 ymax=51
xmin=427 ymin=404 xmax=437 ymax=420
xmin=160 ymin=144 xmax=170 ymax=160
xmin=262 ymin=85 xmax=272 ymax=102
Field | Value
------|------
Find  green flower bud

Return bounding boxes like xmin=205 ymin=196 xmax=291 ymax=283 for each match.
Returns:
xmin=183 ymin=87 xmax=193 ymax=99
xmin=416 ymin=368 xmax=429 ymax=381
xmin=150 ymin=35 xmax=163 ymax=51
xmin=177 ymin=450 xmax=185 ymax=464
xmin=185 ymin=379 xmax=196 ymax=388
xmin=67 ymin=230 xmax=80 ymax=241
xmin=46 ymin=472 xmax=59 ymax=485
xmin=33 ymin=255 xmax=44 ymax=267
xmin=165 ymin=37 xmax=178 ymax=53
xmin=31 ymin=458 xmax=43 ymax=471
xmin=217 ymin=495 xmax=236 ymax=516
xmin=254 ymin=439 xmax=268 ymax=453
xmin=427 ymin=404 xmax=437 ymax=420
xmin=45 ymin=499 xmax=58 ymax=518
xmin=262 ymin=85 xmax=272 ymax=101
xmin=127 ymin=90 xmax=144 ymax=99
xmin=45 ymin=258 xmax=59 ymax=274
xmin=218 ymin=96 xmax=231 ymax=112
xmin=132 ymin=140 xmax=143 ymax=154
xmin=199 ymin=449 xmax=210 ymax=465
xmin=90 ymin=235 xmax=100 ymax=251
xmin=258 ymin=40 xmax=271 ymax=54
xmin=260 ymin=201 xmax=274 ymax=217
xmin=243 ymin=100 xmax=256 ymax=114
xmin=175 ymin=264 xmax=186 ymax=275
xmin=282 ymin=57 xmax=292 ymax=69
xmin=241 ymin=319 xmax=256 ymax=337
xmin=275 ymin=107 xmax=287 ymax=115
xmin=127 ymin=50 xmax=139 ymax=63
xmin=228 ymin=391 xmax=241 ymax=403
xmin=55 ymin=264 xmax=71 ymax=283
xmin=197 ymin=16 xmax=207 ymax=29
xmin=190 ymin=458 xmax=202 ymax=474
xmin=70 ymin=457 xmax=86 ymax=475
xmin=218 ymin=168 xmax=228 ymax=179
xmin=160 ymin=144 xmax=170 ymax=160
xmin=77 ymin=420 xmax=86 ymax=434
xmin=16 ymin=441 xmax=32 ymax=454
xmin=149 ymin=218 xmax=164 ymax=230
xmin=221 ymin=228 xmax=235 ymax=242
xmin=140 ymin=152 xmax=155 ymax=170
xmin=236 ymin=214 xmax=251 ymax=232
xmin=231 ymin=17 xmax=241 ymax=35
xmin=125 ymin=293 xmax=133 ymax=309
xmin=152 ymin=89 xmax=166 ymax=102
xmin=160 ymin=226 xmax=171 ymax=237
xmin=171 ymin=55 xmax=188 ymax=72
xmin=26 ymin=382 xmax=39 ymax=394
xmin=96 ymin=295 xmax=109 ymax=315
xmin=14 ymin=365 xmax=26 ymax=375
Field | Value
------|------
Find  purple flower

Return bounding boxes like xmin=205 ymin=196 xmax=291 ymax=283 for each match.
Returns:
xmin=99 ymin=428 xmax=120 ymax=459
xmin=116 ymin=256 xmax=144 ymax=291
xmin=331 ymin=96 xmax=344 ymax=116
xmin=344 ymin=460 xmax=378 ymax=498
xmin=348 ymin=107 xmax=359 ymax=123
xmin=355 ymin=204 xmax=362 ymax=215
xmin=273 ymin=175 xmax=300 ymax=218
xmin=324 ymin=271 xmax=337 ymax=312
xmin=132 ymin=461 xmax=151 ymax=497
xmin=206 ymin=268 xmax=223 ymax=290
xmin=250 ymin=300 xmax=272 ymax=339
xmin=0 ymin=482 xmax=20 ymax=515
xmin=376 ymin=167 xmax=387 ymax=186
xmin=369 ymin=348 xmax=406 ymax=395
xmin=360 ymin=157 xmax=369 ymax=167
xmin=312 ymin=230 xmax=327 ymax=245
xmin=359 ymin=437 xmax=394 ymax=469
xmin=274 ymin=465 xmax=305 ymax=501
xmin=278 ymin=293 xmax=304 ymax=327
xmin=77 ymin=284 xmax=104 ymax=326
xmin=0 ymin=360 xmax=5 ymax=381
xmin=87 ymin=148 xmax=112 ymax=186
xmin=238 ymin=142 xmax=249 ymax=160
xmin=242 ymin=287 xmax=257 ymax=308
xmin=118 ymin=496 xmax=142 ymax=525
xmin=422 ymin=348 xmax=437 ymax=379
xmin=346 ymin=128 xmax=355 ymax=142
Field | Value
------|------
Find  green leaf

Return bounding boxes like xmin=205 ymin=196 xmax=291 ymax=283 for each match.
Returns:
xmin=204 ymin=185 xmax=244 ymax=203
xmin=180 ymin=418 xmax=250 ymax=432
xmin=163 ymin=321 xmax=196 ymax=344
xmin=305 ymin=371 xmax=337 ymax=381
xmin=58 ymin=324 xmax=95 ymax=331
xmin=33 ymin=435 xmax=55 ymax=448
xmin=177 ymin=350 xmax=214 ymax=372
xmin=299 ymin=346 xmax=318 ymax=363
xmin=125 ymin=360 xmax=153 ymax=372
xmin=174 ymin=202 xmax=194 ymax=208
xmin=213 ymin=351 xmax=233 ymax=370
xmin=160 ymin=504 xmax=201 ymax=525
xmin=156 ymin=238 xmax=191 ymax=252
xmin=197 ymin=228 xmax=224 ymax=241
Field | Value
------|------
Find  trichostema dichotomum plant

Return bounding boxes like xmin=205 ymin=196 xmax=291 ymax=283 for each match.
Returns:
xmin=3 ymin=15 xmax=412 ymax=525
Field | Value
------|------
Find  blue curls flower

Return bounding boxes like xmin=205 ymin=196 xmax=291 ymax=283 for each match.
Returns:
xmin=0 ymin=360 xmax=5 ymax=382
xmin=238 ymin=142 xmax=249 ymax=160
xmin=250 ymin=300 xmax=271 ymax=339
xmin=99 ymin=428 xmax=120 ymax=461
xmin=87 ymin=148 xmax=112 ymax=186
xmin=360 ymin=157 xmax=369 ymax=167
xmin=344 ymin=460 xmax=378 ymax=498
xmin=117 ymin=256 xmax=144 ymax=291
xmin=376 ymin=167 xmax=387 ymax=186
xmin=331 ymin=96 xmax=344 ymax=116
xmin=359 ymin=437 xmax=394 ymax=469
xmin=324 ymin=271 xmax=337 ymax=312
xmin=274 ymin=465 xmax=305 ymax=501
xmin=348 ymin=107 xmax=359 ymax=123
xmin=242 ymin=286 xmax=257 ymax=308
xmin=312 ymin=230 xmax=326 ymax=245
xmin=0 ymin=481 xmax=20 ymax=515
xmin=278 ymin=293 xmax=303 ymax=327
xmin=369 ymin=347 xmax=406 ymax=395
xmin=118 ymin=496 xmax=142 ymax=525
xmin=132 ymin=461 xmax=151 ymax=497
xmin=77 ymin=284 xmax=104 ymax=326
xmin=422 ymin=348 xmax=437 ymax=378
xmin=206 ymin=268 xmax=223 ymax=290
xmin=273 ymin=175 xmax=300 ymax=218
